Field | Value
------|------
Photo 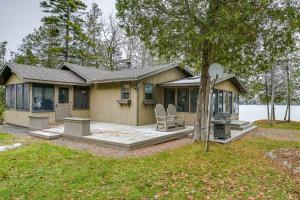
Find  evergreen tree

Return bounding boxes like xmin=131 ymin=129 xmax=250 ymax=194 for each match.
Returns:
xmin=0 ymin=41 xmax=7 ymax=66
xmin=40 ymin=0 xmax=87 ymax=62
xmin=116 ymin=0 xmax=300 ymax=141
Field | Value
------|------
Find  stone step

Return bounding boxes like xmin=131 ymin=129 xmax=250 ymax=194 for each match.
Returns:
xmin=29 ymin=130 xmax=61 ymax=140
xmin=231 ymin=120 xmax=250 ymax=127
xmin=231 ymin=123 xmax=254 ymax=131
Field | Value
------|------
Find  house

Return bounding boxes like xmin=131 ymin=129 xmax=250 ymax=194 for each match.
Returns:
xmin=0 ymin=62 xmax=246 ymax=128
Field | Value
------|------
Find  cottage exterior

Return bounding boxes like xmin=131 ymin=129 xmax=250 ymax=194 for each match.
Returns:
xmin=0 ymin=62 xmax=245 ymax=127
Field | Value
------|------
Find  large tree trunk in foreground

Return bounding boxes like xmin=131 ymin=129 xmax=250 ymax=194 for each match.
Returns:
xmin=194 ymin=40 xmax=212 ymax=141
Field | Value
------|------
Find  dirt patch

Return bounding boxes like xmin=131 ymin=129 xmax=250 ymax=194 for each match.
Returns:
xmin=266 ymin=148 xmax=300 ymax=181
xmin=254 ymin=127 xmax=300 ymax=142
xmin=52 ymin=136 xmax=193 ymax=158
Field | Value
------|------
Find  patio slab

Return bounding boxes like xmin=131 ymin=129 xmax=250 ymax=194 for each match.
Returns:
xmin=41 ymin=122 xmax=194 ymax=150
xmin=211 ymin=125 xmax=257 ymax=144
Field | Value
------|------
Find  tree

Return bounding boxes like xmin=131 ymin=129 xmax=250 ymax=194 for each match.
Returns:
xmin=116 ymin=0 xmax=300 ymax=141
xmin=102 ymin=15 xmax=123 ymax=70
xmin=0 ymin=41 xmax=7 ymax=66
xmin=82 ymin=3 xmax=105 ymax=67
xmin=11 ymin=26 xmax=61 ymax=67
xmin=40 ymin=0 xmax=87 ymax=62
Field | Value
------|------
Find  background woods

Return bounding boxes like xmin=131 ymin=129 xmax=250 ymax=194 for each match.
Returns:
xmin=9 ymin=0 xmax=155 ymax=70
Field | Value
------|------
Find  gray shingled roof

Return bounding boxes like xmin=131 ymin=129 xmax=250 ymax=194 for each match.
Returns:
xmin=1 ymin=63 xmax=86 ymax=85
xmin=0 ymin=62 xmax=193 ymax=85
xmin=159 ymin=73 xmax=247 ymax=93
xmin=62 ymin=62 xmax=193 ymax=83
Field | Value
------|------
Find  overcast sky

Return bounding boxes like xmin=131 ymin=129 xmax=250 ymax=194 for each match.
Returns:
xmin=0 ymin=0 xmax=116 ymax=56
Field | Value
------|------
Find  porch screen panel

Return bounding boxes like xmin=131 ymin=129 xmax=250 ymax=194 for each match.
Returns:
xmin=213 ymin=89 xmax=218 ymax=115
xmin=5 ymin=85 xmax=10 ymax=108
xmin=10 ymin=85 xmax=16 ymax=109
xmin=32 ymin=84 xmax=54 ymax=112
xmin=23 ymin=84 xmax=29 ymax=110
xmin=218 ymin=90 xmax=223 ymax=113
xmin=190 ymin=87 xmax=198 ymax=113
xmin=16 ymin=84 xmax=23 ymax=109
xmin=177 ymin=88 xmax=189 ymax=112
xmin=164 ymin=88 xmax=175 ymax=108
xmin=224 ymin=91 xmax=229 ymax=113
xmin=228 ymin=92 xmax=232 ymax=114
xmin=74 ymin=86 xmax=89 ymax=109
xmin=232 ymin=93 xmax=239 ymax=113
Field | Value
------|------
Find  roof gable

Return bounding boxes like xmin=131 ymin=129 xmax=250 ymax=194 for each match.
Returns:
xmin=0 ymin=63 xmax=86 ymax=85
xmin=159 ymin=73 xmax=246 ymax=93
xmin=62 ymin=62 xmax=193 ymax=83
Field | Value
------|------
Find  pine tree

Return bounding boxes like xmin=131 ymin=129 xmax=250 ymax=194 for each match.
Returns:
xmin=40 ymin=0 xmax=87 ymax=62
xmin=0 ymin=41 xmax=7 ymax=66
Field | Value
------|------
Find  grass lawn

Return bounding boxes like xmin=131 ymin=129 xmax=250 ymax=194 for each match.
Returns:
xmin=0 ymin=133 xmax=15 ymax=145
xmin=0 ymin=135 xmax=300 ymax=199
xmin=255 ymin=120 xmax=300 ymax=130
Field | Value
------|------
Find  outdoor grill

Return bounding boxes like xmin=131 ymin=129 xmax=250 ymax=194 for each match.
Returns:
xmin=212 ymin=113 xmax=231 ymax=139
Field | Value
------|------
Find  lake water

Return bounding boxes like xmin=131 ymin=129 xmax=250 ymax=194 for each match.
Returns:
xmin=239 ymin=105 xmax=300 ymax=122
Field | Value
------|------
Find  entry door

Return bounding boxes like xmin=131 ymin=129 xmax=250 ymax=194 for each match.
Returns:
xmin=56 ymin=87 xmax=71 ymax=121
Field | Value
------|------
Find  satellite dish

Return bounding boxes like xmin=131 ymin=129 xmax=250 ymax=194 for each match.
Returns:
xmin=209 ymin=63 xmax=224 ymax=80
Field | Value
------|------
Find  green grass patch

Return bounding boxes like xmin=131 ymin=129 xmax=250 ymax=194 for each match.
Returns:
xmin=255 ymin=120 xmax=300 ymax=130
xmin=0 ymin=137 xmax=299 ymax=199
xmin=0 ymin=133 xmax=14 ymax=145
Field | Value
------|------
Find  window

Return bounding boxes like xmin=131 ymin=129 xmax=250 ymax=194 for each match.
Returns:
xmin=177 ymin=88 xmax=189 ymax=112
xmin=164 ymin=88 xmax=175 ymax=109
xmin=5 ymin=83 xmax=29 ymax=110
xmin=73 ymin=86 xmax=89 ymax=109
xmin=58 ymin=88 xmax=69 ymax=103
xmin=190 ymin=87 xmax=198 ymax=113
xmin=121 ymin=83 xmax=130 ymax=99
xmin=32 ymin=84 xmax=54 ymax=112
xmin=144 ymin=84 xmax=154 ymax=100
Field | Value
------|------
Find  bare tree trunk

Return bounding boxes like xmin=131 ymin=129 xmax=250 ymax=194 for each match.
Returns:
xmin=270 ymin=65 xmax=275 ymax=124
xmin=287 ymin=64 xmax=291 ymax=122
xmin=65 ymin=8 xmax=70 ymax=62
xmin=265 ymin=72 xmax=270 ymax=120
xmin=194 ymin=40 xmax=212 ymax=141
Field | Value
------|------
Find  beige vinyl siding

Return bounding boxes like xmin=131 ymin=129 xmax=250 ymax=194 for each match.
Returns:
xmin=90 ymin=82 xmax=137 ymax=125
xmin=138 ymin=68 xmax=186 ymax=125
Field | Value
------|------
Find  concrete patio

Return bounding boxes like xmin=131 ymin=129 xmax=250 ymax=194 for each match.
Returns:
xmin=29 ymin=120 xmax=257 ymax=150
xmin=31 ymin=122 xmax=194 ymax=150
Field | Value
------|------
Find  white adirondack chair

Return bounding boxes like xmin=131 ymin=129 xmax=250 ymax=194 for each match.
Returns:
xmin=167 ymin=104 xmax=185 ymax=128
xmin=154 ymin=104 xmax=176 ymax=131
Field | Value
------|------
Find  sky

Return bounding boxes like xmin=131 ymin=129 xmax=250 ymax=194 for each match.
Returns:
xmin=0 ymin=0 xmax=116 ymax=57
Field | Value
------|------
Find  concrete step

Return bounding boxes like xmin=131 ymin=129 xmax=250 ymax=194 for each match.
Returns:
xmin=231 ymin=120 xmax=250 ymax=127
xmin=231 ymin=123 xmax=254 ymax=131
xmin=29 ymin=130 xmax=61 ymax=140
